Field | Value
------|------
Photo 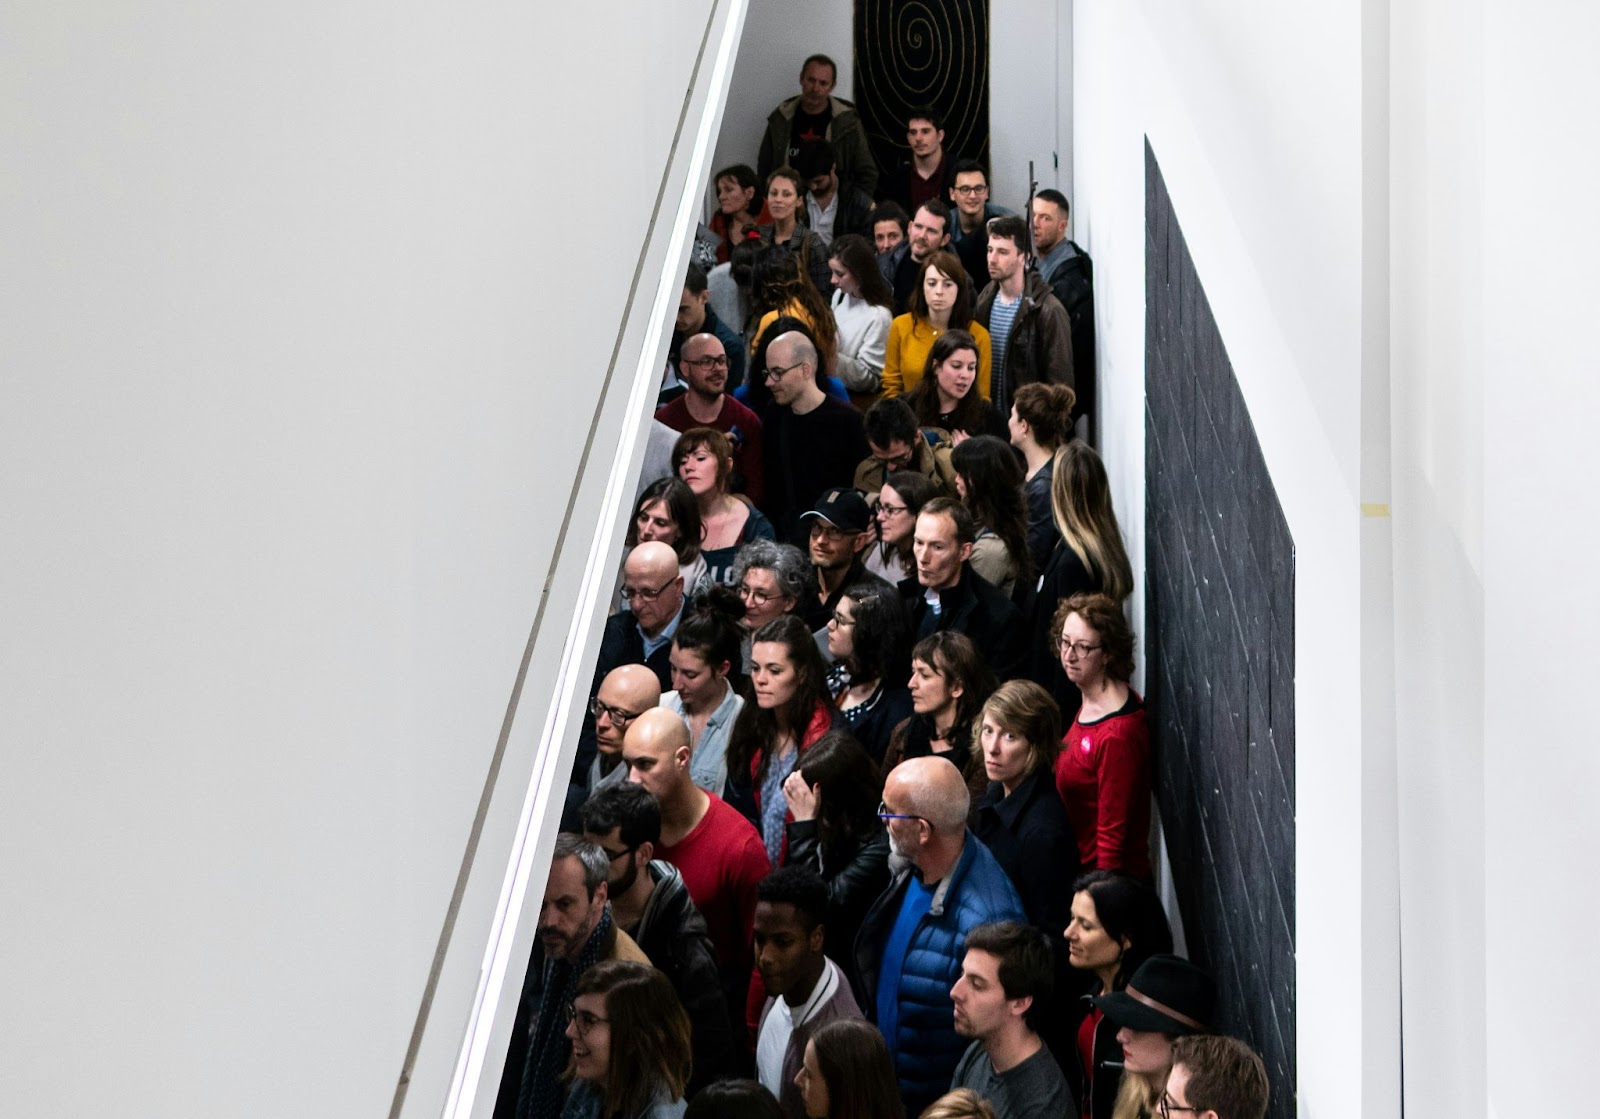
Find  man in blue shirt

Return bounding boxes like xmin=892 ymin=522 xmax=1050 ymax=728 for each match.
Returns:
xmin=853 ymin=756 xmax=1026 ymax=1118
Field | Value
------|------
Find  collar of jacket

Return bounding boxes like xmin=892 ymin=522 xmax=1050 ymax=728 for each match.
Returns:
xmin=975 ymin=763 xmax=1051 ymax=827
xmin=635 ymin=859 xmax=689 ymax=943
xmin=779 ymin=93 xmax=856 ymax=120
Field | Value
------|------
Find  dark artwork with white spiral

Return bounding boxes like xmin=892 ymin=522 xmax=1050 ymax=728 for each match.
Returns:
xmin=854 ymin=0 xmax=991 ymax=182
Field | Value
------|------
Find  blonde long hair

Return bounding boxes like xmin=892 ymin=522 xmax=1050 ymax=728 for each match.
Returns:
xmin=1050 ymin=440 xmax=1133 ymax=601
xmin=1111 ymin=1066 xmax=1166 ymax=1119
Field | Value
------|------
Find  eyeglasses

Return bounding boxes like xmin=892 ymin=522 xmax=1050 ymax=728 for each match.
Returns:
xmin=598 ymin=842 xmax=636 ymax=863
xmin=762 ymin=360 xmax=808 ymax=382
xmin=683 ymin=354 xmax=729 ymax=370
xmin=951 ymin=184 xmax=988 ymax=196
xmin=1158 ymin=1095 xmax=1199 ymax=1119
xmin=622 ymin=578 xmax=674 ymax=602
xmin=1058 ymin=639 xmax=1103 ymax=660
xmin=738 ymin=582 xmax=778 ymax=606
xmin=564 ymin=1004 xmax=610 ymax=1037
xmin=590 ymin=698 xmax=642 ymax=727
xmin=828 ymin=613 xmax=856 ymax=628
xmin=877 ymin=799 xmax=926 ymax=823
xmin=873 ymin=449 xmax=915 ymax=471
xmin=877 ymin=502 xmax=909 ymax=517
xmin=810 ymin=523 xmax=856 ymax=543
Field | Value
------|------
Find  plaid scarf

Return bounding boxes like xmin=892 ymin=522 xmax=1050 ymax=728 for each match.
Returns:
xmin=516 ymin=907 xmax=614 ymax=1119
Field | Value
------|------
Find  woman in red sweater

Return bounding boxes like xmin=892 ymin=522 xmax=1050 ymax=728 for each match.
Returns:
xmin=1052 ymin=592 xmax=1151 ymax=878
xmin=727 ymin=613 xmax=839 ymax=867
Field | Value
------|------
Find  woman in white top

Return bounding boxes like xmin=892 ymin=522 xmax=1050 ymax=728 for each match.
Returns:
xmin=826 ymin=233 xmax=895 ymax=397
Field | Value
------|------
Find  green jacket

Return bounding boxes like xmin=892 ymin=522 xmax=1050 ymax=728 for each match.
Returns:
xmin=758 ymin=94 xmax=880 ymax=197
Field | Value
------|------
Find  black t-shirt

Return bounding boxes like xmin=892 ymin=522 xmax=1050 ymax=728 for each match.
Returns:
xmin=788 ymin=105 xmax=833 ymax=164
xmin=762 ymin=396 xmax=868 ymax=543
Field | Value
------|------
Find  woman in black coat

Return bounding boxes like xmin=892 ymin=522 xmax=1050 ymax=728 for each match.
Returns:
xmin=780 ymin=729 xmax=890 ymax=962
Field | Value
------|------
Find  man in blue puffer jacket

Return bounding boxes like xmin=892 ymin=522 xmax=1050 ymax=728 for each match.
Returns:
xmin=853 ymin=756 xmax=1027 ymax=1118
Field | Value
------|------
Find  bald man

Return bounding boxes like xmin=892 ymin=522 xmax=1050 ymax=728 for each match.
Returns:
xmin=623 ymin=706 xmax=771 ymax=1050
xmin=596 ymin=541 xmax=688 ymax=693
xmin=655 ymin=331 xmax=765 ymax=505
xmin=563 ymin=663 xmax=661 ymax=831
xmin=854 ymin=756 xmax=1027 ymax=1118
xmin=759 ymin=330 xmax=869 ymax=544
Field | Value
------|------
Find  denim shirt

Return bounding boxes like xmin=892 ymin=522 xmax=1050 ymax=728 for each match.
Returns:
xmin=662 ymin=682 xmax=744 ymax=795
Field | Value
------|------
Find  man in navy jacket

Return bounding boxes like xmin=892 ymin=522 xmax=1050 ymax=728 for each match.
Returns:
xmin=854 ymin=756 xmax=1026 ymax=1118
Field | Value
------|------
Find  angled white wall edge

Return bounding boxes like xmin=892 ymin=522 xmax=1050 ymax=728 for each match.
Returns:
xmin=411 ymin=2 xmax=752 ymax=1115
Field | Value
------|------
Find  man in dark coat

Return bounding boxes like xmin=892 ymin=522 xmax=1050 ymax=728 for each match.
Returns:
xmin=581 ymin=782 xmax=737 ymax=1092
xmin=898 ymin=498 xmax=1028 ymax=681
xmin=973 ymin=215 xmax=1075 ymax=416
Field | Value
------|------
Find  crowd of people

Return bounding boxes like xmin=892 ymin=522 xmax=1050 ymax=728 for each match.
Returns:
xmin=501 ymin=53 xmax=1272 ymax=1119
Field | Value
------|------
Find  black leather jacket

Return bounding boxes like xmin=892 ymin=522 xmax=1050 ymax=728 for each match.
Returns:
xmin=784 ymin=818 xmax=890 ymax=965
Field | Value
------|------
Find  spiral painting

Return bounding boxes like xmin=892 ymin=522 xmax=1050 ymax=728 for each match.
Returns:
xmin=854 ymin=0 xmax=991 ymax=182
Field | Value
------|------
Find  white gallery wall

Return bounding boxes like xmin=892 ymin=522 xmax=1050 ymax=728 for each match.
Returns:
xmin=0 ymin=1 xmax=744 ymax=1115
xmin=1074 ymin=0 xmax=1600 ymax=1115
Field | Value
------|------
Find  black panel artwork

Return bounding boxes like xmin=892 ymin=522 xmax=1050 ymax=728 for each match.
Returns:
xmin=1144 ymin=140 xmax=1297 ymax=1119
xmin=853 ymin=0 xmax=991 ymax=183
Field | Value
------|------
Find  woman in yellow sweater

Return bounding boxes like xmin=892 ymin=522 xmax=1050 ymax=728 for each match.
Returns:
xmin=880 ymin=250 xmax=992 ymax=399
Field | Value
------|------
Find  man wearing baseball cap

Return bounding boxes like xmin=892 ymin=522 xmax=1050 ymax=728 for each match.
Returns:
xmin=797 ymin=486 xmax=890 ymax=633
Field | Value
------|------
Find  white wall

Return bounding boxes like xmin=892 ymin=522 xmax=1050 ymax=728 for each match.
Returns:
xmin=710 ymin=0 xmax=853 ymax=201
xmin=990 ymin=0 xmax=1067 ymax=209
xmin=1073 ymin=3 xmax=1395 ymax=1116
xmin=0 ymin=2 xmax=741 ymax=1115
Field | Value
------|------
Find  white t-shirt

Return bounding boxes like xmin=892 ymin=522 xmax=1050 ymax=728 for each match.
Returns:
xmin=755 ymin=958 xmax=842 ymax=1097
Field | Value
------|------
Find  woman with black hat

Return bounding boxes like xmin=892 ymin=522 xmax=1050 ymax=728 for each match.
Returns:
xmin=1093 ymin=954 xmax=1216 ymax=1119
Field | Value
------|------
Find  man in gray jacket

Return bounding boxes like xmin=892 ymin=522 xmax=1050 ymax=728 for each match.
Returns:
xmin=758 ymin=54 xmax=879 ymax=197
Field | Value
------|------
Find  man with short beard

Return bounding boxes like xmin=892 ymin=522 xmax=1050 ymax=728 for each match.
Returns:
xmin=581 ymin=781 xmax=736 ymax=1092
xmin=879 ymin=199 xmax=954 ymax=312
xmin=655 ymin=331 xmax=765 ymax=505
xmin=493 ymin=834 xmax=649 ymax=1119
xmin=854 ymin=757 xmax=1025 ymax=1119
xmin=797 ymin=486 xmax=888 ymax=633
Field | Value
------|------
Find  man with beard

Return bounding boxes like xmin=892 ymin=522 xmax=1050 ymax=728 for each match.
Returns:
xmin=853 ymin=757 xmax=1025 ymax=1119
xmin=581 ymin=780 xmax=737 ymax=1091
xmin=879 ymin=199 xmax=953 ymax=312
xmin=797 ymin=486 xmax=888 ymax=633
xmin=494 ymin=834 xmax=650 ymax=1119
xmin=655 ymin=331 xmax=765 ymax=506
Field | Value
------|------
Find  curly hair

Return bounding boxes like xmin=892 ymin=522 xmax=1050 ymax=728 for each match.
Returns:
xmin=1052 ymin=591 xmax=1136 ymax=681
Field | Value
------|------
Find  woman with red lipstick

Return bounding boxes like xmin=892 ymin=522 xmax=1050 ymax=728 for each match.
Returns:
xmin=561 ymin=960 xmax=692 ymax=1119
xmin=1092 ymin=955 xmax=1215 ymax=1119
xmin=1062 ymin=870 xmax=1173 ymax=1119
xmin=727 ymin=614 xmax=840 ymax=866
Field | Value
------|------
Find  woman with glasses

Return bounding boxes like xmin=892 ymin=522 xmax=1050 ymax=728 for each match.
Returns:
xmin=865 ymin=471 xmax=941 ymax=585
xmin=622 ymin=477 xmax=708 ymax=607
xmin=729 ymin=539 xmax=809 ymax=673
xmin=1052 ymin=593 xmax=1150 ymax=878
xmin=903 ymin=330 xmax=1007 ymax=443
xmin=827 ymin=233 xmax=896 ymax=401
xmin=823 ymin=582 xmax=912 ymax=764
xmin=561 ymin=960 xmax=693 ymax=1119
xmin=676 ymin=428 xmax=775 ymax=588
xmin=1008 ymin=382 xmax=1078 ymax=570
xmin=794 ymin=1018 xmax=904 ymax=1119
xmin=780 ymin=729 xmax=890 ymax=961
xmin=1028 ymin=440 xmax=1134 ymax=713
xmin=880 ymin=251 xmax=992 ymax=400
xmin=1063 ymin=871 xmax=1174 ymax=1119
xmin=949 ymin=434 xmax=1033 ymax=599
xmin=662 ymin=585 xmax=748 ymax=795
xmin=882 ymin=631 xmax=997 ymax=800
xmin=727 ymin=614 xmax=841 ymax=865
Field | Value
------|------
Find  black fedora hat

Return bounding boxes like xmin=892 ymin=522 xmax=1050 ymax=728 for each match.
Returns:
xmin=1093 ymin=954 xmax=1215 ymax=1035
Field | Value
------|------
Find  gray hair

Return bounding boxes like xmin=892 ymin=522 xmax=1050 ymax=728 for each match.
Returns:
xmin=730 ymin=539 xmax=809 ymax=601
xmin=553 ymin=832 xmax=610 ymax=898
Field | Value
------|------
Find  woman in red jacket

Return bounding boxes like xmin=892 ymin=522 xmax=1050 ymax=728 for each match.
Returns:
xmin=727 ymin=613 xmax=840 ymax=866
xmin=1052 ymin=592 xmax=1151 ymax=878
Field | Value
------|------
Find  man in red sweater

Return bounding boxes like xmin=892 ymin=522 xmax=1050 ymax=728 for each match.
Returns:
xmin=623 ymin=707 xmax=771 ymax=1049
xmin=655 ymin=332 xmax=765 ymax=505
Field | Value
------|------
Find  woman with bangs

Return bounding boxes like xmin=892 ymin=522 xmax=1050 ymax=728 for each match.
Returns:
xmin=674 ymin=427 xmax=775 ymax=587
xmin=560 ymin=960 xmax=692 ymax=1119
xmin=880 ymin=250 xmax=992 ymax=399
xmin=881 ymin=630 xmax=997 ymax=801
xmin=758 ymin=165 xmax=834 ymax=298
xmin=621 ymin=477 xmax=707 ymax=605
